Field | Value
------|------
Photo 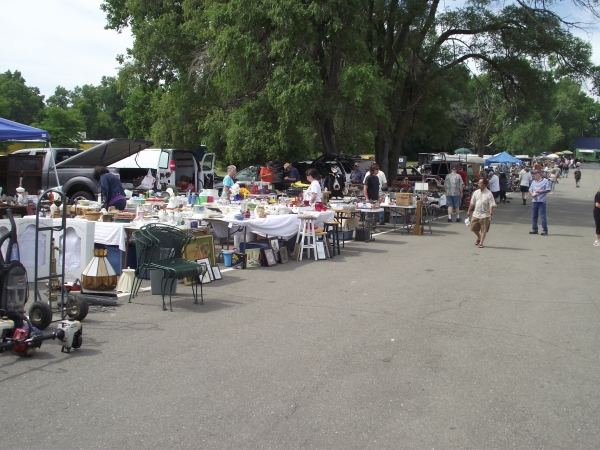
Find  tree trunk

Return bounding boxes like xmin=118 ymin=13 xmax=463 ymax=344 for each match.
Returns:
xmin=316 ymin=114 xmax=339 ymax=154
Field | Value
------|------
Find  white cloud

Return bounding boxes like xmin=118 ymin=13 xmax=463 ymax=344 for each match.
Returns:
xmin=0 ymin=0 xmax=133 ymax=100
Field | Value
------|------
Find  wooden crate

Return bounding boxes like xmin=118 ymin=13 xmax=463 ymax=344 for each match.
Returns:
xmin=395 ymin=193 xmax=414 ymax=206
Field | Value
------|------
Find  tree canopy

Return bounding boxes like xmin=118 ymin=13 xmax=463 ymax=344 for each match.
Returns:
xmin=101 ymin=0 xmax=600 ymax=171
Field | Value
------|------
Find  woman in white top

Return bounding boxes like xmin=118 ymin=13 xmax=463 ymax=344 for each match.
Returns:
xmin=305 ymin=168 xmax=322 ymax=205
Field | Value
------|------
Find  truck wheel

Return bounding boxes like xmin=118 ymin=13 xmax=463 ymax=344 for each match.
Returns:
xmin=29 ymin=301 xmax=53 ymax=330
xmin=67 ymin=294 xmax=89 ymax=321
xmin=69 ymin=191 xmax=94 ymax=204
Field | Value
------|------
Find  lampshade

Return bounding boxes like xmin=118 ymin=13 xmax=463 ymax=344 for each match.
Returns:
xmin=81 ymin=249 xmax=117 ymax=291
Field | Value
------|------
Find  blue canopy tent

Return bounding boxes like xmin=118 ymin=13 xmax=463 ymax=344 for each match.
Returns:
xmin=484 ymin=151 xmax=522 ymax=166
xmin=0 ymin=117 xmax=50 ymax=141
xmin=0 ymin=117 xmax=60 ymax=186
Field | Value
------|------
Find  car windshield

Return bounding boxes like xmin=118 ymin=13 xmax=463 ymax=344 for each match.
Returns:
xmin=235 ymin=166 xmax=259 ymax=181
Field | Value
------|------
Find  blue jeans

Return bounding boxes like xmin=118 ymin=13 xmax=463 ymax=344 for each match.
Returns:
xmin=531 ymin=201 xmax=547 ymax=233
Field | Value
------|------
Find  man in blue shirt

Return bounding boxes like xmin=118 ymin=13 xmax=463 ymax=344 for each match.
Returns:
xmin=529 ymin=170 xmax=550 ymax=235
xmin=350 ymin=163 xmax=364 ymax=185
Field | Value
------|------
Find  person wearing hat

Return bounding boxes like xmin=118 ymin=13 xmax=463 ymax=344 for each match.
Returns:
xmin=519 ymin=166 xmax=533 ymax=205
xmin=529 ymin=170 xmax=550 ymax=235
xmin=283 ymin=163 xmax=300 ymax=183
xmin=350 ymin=163 xmax=364 ymax=185
xmin=444 ymin=165 xmax=464 ymax=222
xmin=259 ymin=161 xmax=275 ymax=183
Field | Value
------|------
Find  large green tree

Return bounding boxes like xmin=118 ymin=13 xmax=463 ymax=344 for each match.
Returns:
xmin=33 ymin=107 xmax=85 ymax=148
xmin=102 ymin=0 xmax=599 ymax=174
xmin=0 ymin=70 xmax=45 ymax=124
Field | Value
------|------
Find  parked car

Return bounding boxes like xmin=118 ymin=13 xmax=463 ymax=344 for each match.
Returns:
xmin=11 ymin=139 xmax=153 ymax=203
xmin=233 ymin=163 xmax=287 ymax=191
xmin=109 ymin=148 xmax=215 ymax=193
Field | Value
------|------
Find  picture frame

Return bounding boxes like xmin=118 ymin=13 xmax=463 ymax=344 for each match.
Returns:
xmin=245 ymin=248 xmax=262 ymax=268
xmin=316 ymin=241 xmax=327 ymax=260
xmin=262 ymin=247 xmax=277 ymax=267
xmin=197 ymin=258 xmax=213 ymax=283
xmin=269 ymin=237 xmax=280 ymax=261
xmin=183 ymin=234 xmax=216 ymax=284
xmin=279 ymin=246 xmax=289 ymax=264
xmin=212 ymin=266 xmax=222 ymax=280
xmin=293 ymin=243 xmax=301 ymax=261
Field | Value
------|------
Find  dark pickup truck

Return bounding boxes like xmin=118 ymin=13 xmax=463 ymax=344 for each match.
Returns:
xmin=9 ymin=139 xmax=153 ymax=203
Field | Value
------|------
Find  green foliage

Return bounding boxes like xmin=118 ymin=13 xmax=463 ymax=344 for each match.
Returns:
xmin=100 ymin=0 xmax=600 ymax=172
xmin=33 ymin=107 xmax=85 ymax=148
xmin=0 ymin=70 xmax=44 ymax=124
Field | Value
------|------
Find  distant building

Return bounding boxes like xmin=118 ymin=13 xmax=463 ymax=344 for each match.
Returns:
xmin=574 ymin=137 xmax=600 ymax=162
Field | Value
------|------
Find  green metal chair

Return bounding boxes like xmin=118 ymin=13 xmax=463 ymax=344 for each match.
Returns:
xmin=130 ymin=225 xmax=208 ymax=311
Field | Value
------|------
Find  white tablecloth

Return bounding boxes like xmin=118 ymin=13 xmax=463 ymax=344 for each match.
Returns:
xmin=207 ymin=211 xmax=335 ymax=240
xmin=24 ymin=216 xmax=135 ymax=252
xmin=93 ymin=222 xmax=133 ymax=252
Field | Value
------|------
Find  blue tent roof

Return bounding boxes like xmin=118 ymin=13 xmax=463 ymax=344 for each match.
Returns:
xmin=0 ymin=117 xmax=50 ymax=141
xmin=485 ymin=151 xmax=522 ymax=166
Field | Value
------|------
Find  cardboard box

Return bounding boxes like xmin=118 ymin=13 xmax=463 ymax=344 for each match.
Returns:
xmin=395 ymin=193 xmax=414 ymax=206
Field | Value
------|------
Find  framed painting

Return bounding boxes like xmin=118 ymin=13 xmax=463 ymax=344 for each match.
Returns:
xmin=183 ymin=235 xmax=215 ymax=284
xmin=262 ymin=248 xmax=277 ymax=267
xmin=245 ymin=248 xmax=262 ymax=268
xmin=212 ymin=266 xmax=222 ymax=280
xmin=183 ymin=234 xmax=216 ymax=266
xmin=197 ymin=258 xmax=213 ymax=283
xmin=269 ymin=238 xmax=280 ymax=262
xmin=279 ymin=247 xmax=289 ymax=264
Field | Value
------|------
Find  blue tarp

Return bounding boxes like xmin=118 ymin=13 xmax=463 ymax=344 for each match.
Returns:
xmin=0 ymin=117 xmax=50 ymax=141
xmin=485 ymin=151 xmax=522 ymax=166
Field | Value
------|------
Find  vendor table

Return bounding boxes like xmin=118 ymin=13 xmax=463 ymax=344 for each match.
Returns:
xmin=206 ymin=211 xmax=335 ymax=249
xmin=380 ymin=205 xmax=416 ymax=234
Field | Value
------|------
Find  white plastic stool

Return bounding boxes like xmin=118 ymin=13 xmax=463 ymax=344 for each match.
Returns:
xmin=116 ymin=268 xmax=136 ymax=293
xmin=296 ymin=215 xmax=317 ymax=261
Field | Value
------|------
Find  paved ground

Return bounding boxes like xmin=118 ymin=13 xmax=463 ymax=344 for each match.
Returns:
xmin=2 ymin=165 xmax=599 ymax=449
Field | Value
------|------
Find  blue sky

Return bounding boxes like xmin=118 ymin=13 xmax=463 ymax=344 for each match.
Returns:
xmin=0 ymin=1 xmax=133 ymax=99
xmin=0 ymin=0 xmax=598 ymax=101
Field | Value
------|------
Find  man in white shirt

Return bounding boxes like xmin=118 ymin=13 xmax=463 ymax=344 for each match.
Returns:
xmin=519 ymin=166 xmax=533 ymax=205
xmin=488 ymin=171 xmax=500 ymax=205
xmin=466 ymin=178 xmax=496 ymax=248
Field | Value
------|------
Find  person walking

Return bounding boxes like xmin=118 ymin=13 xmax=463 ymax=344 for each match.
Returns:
xmin=548 ymin=169 xmax=558 ymax=194
xmin=593 ymin=187 xmax=600 ymax=246
xmin=498 ymin=172 xmax=509 ymax=203
xmin=519 ymin=166 xmax=533 ymax=205
xmin=488 ymin=171 xmax=500 ymax=205
xmin=443 ymin=165 xmax=463 ymax=222
xmin=529 ymin=170 xmax=551 ymax=235
xmin=574 ymin=167 xmax=582 ymax=188
xmin=466 ymin=178 xmax=495 ymax=249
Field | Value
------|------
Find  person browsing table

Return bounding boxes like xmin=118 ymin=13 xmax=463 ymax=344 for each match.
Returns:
xmin=259 ymin=161 xmax=275 ymax=183
xmin=305 ymin=168 xmax=322 ymax=206
xmin=93 ymin=166 xmax=127 ymax=211
xmin=221 ymin=165 xmax=236 ymax=198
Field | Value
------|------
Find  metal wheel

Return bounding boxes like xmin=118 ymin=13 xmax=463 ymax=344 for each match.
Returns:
xmin=67 ymin=294 xmax=89 ymax=321
xmin=29 ymin=301 xmax=53 ymax=330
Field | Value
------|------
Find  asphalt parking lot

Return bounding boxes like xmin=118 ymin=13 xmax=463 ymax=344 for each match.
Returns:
xmin=1 ymin=165 xmax=599 ymax=449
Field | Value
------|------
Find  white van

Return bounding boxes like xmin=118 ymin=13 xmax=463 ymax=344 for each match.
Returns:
xmin=110 ymin=148 xmax=215 ymax=192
